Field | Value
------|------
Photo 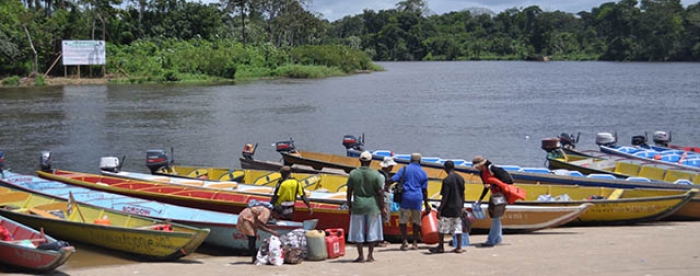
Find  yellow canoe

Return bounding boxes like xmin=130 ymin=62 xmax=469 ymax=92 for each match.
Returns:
xmin=0 ymin=186 xmax=209 ymax=260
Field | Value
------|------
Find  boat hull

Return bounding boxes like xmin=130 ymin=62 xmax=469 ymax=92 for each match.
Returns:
xmin=0 ymin=215 xmax=75 ymax=272
xmin=0 ymin=186 xmax=209 ymax=261
xmin=0 ymin=171 xmax=310 ymax=251
xmin=38 ymin=170 xmax=593 ymax=238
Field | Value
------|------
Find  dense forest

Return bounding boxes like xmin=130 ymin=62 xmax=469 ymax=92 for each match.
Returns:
xmin=1 ymin=0 xmax=699 ymax=84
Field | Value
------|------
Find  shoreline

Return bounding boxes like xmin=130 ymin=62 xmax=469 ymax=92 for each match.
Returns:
xmin=4 ymin=221 xmax=697 ymax=276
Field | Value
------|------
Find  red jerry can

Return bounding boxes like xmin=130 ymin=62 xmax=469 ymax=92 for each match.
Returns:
xmin=325 ymin=228 xmax=345 ymax=257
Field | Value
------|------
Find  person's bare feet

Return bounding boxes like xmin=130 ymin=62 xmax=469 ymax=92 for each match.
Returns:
xmin=400 ymin=243 xmax=408 ymax=251
xmin=353 ymin=257 xmax=365 ymax=263
xmin=366 ymin=256 xmax=375 ymax=262
xmin=411 ymin=243 xmax=419 ymax=250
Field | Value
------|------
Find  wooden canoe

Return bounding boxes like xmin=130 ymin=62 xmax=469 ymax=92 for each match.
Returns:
xmin=109 ymin=167 xmax=700 ymax=224
xmin=0 ymin=171 xmax=316 ymax=251
xmin=0 ymin=215 xmax=74 ymax=272
xmin=38 ymin=169 xmax=592 ymax=236
xmin=0 ymin=186 xmax=209 ymax=261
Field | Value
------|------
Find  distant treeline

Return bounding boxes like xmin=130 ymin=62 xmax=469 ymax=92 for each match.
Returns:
xmin=1 ymin=0 xmax=699 ymax=81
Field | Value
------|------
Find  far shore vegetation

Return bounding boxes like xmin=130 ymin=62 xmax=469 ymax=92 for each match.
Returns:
xmin=1 ymin=0 xmax=699 ymax=87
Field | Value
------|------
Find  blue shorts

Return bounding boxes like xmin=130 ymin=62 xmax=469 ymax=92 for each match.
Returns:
xmin=348 ymin=213 xmax=383 ymax=243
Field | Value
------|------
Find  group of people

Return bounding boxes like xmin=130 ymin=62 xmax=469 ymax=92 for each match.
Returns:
xmin=346 ymin=151 xmax=515 ymax=261
xmin=237 ymin=151 xmax=515 ymax=264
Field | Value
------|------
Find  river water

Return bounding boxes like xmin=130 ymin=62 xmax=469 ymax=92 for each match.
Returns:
xmin=1 ymin=61 xmax=699 ymax=268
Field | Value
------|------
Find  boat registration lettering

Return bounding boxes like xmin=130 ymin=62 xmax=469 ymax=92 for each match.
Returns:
xmin=6 ymin=176 xmax=34 ymax=184
xmin=122 ymin=206 xmax=152 ymax=216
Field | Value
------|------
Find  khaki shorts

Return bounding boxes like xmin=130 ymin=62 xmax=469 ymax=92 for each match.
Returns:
xmin=398 ymin=208 xmax=421 ymax=225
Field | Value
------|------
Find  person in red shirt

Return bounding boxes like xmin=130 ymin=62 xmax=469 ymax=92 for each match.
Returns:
xmin=473 ymin=156 xmax=513 ymax=247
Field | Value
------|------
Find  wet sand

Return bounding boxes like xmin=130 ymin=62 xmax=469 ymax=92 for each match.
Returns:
xmin=4 ymin=221 xmax=699 ymax=276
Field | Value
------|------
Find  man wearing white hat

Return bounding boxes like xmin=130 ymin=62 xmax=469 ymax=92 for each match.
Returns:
xmin=346 ymin=151 xmax=386 ymax=263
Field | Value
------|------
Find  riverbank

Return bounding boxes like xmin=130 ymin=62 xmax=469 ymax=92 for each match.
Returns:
xmin=6 ymin=221 xmax=697 ymax=276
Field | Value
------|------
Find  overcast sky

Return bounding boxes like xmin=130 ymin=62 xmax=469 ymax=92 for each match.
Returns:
xmin=198 ymin=0 xmax=694 ymax=22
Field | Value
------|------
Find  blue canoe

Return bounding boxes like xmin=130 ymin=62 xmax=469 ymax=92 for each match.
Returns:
xmin=0 ymin=170 xmax=316 ymax=251
xmin=599 ymin=145 xmax=700 ymax=172
xmin=345 ymin=147 xmax=700 ymax=191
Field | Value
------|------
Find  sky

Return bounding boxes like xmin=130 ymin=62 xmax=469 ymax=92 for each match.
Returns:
xmin=198 ymin=0 xmax=694 ymax=22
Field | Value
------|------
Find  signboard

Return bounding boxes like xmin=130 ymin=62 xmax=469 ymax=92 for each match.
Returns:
xmin=62 ymin=40 xmax=106 ymax=65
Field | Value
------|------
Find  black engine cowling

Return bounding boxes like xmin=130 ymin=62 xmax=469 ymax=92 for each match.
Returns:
xmin=342 ymin=135 xmax=364 ymax=151
xmin=146 ymin=149 xmax=171 ymax=174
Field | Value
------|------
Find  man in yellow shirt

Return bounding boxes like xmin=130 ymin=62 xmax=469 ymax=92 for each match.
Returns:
xmin=270 ymin=166 xmax=313 ymax=219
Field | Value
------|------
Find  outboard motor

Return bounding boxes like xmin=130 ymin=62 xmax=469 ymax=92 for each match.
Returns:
xmin=631 ymin=135 xmax=649 ymax=147
xmin=40 ymin=151 xmax=53 ymax=172
xmin=242 ymin=143 xmax=257 ymax=160
xmin=541 ymin=138 xmax=561 ymax=152
xmin=146 ymin=149 xmax=171 ymax=174
xmin=100 ymin=156 xmax=121 ymax=173
xmin=653 ymin=131 xmax=670 ymax=147
xmin=595 ymin=132 xmax=617 ymax=148
xmin=558 ymin=133 xmax=578 ymax=149
xmin=275 ymin=139 xmax=296 ymax=153
xmin=342 ymin=135 xmax=364 ymax=151
xmin=0 ymin=150 xmax=5 ymax=174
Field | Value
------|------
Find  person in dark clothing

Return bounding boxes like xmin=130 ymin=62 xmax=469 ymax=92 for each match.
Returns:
xmin=429 ymin=160 xmax=466 ymax=254
xmin=473 ymin=156 xmax=513 ymax=247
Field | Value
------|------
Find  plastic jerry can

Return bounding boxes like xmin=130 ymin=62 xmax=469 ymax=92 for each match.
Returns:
xmin=324 ymin=231 xmax=340 ymax=259
xmin=325 ymin=228 xmax=345 ymax=256
xmin=421 ymin=210 xmax=439 ymax=245
xmin=305 ymin=230 xmax=328 ymax=261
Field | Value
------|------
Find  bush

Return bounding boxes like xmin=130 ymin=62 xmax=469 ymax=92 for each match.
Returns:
xmin=1 ymin=76 xmax=20 ymax=86
xmin=161 ymin=70 xmax=180 ymax=82
xmin=34 ymin=75 xmax=45 ymax=86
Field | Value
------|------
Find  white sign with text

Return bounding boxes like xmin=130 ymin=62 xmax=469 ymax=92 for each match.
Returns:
xmin=62 ymin=40 xmax=106 ymax=65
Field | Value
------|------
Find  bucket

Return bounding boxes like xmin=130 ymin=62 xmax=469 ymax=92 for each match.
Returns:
xmin=305 ymin=230 xmax=327 ymax=261
xmin=325 ymin=228 xmax=345 ymax=256
xmin=451 ymin=233 xmax=469 ymax=247
xmin=420 ymin=210 xmax=439 ymax=245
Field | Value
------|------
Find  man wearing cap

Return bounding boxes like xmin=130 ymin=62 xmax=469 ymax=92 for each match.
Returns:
xmin=391 ymin=152 xmax=431 ymax=251
xmin=377 ymin=156 xmax=397 ymax=247
xmin=378 ymin=157 xmax=398 ymax=221
xmin=346 ymin=151 xmax=386 ymax=263
xmin=472 ymin=156 xmax=513 ymax=247
xmin=270 ymin=165 xmax=313 ymax=220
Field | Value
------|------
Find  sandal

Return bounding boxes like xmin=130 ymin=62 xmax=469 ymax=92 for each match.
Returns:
xmin=400 ymin=243 xmax=408 ymax=251
xmin=453 ymin=248 xmax=464 ymax=254
xmin=428 ymin=247 xmax=445 ymax=254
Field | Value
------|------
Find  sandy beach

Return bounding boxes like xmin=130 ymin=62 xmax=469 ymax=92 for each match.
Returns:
xmin=5 ymin=221 xmax=697 ymax=276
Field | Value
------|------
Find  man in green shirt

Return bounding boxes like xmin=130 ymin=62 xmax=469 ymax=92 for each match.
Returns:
xmin=346 ymin=151 xmax=387 ymax=263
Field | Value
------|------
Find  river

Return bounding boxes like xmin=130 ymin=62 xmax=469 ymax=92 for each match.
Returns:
xmin=1 ymin=61 xmax=699 ymax=268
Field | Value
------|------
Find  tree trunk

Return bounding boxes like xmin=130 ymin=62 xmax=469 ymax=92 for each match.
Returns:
xmin=22 ymin=25 xmax=39 ymax=75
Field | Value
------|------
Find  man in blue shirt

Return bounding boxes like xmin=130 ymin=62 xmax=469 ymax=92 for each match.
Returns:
xmin=391 ymin=152 xmax=431 ymax=251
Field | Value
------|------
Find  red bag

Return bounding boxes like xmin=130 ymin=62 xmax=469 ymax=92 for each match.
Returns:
xmin=502 ymin=185 xmax=526 ymax=204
